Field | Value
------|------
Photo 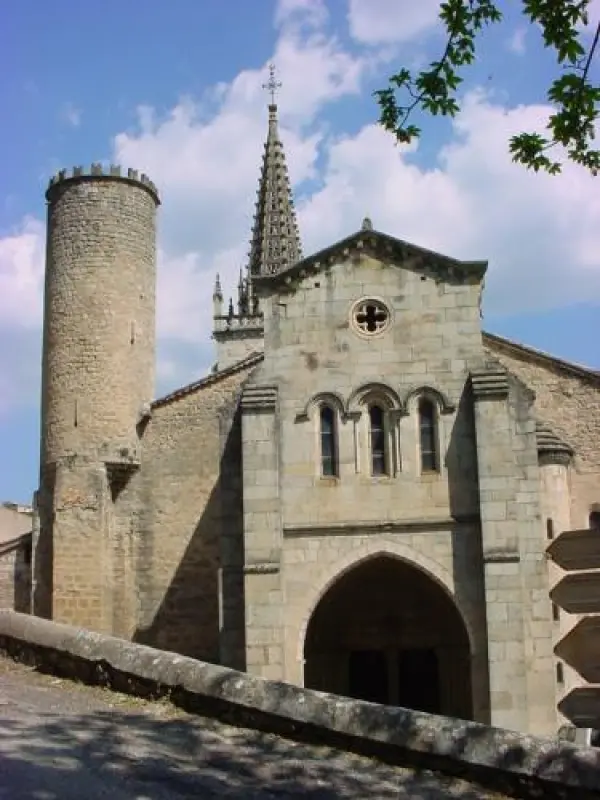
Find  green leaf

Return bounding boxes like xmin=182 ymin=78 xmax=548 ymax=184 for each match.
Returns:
xmin=374 ymin=0 xmax=599 ymax=176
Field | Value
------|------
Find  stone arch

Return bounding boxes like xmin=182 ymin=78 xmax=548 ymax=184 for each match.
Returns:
xmin=402 ymin=384 xmax=455 ymax=415
xmin=299 ymin=543 xmax=475 ymax=718
xmin=296 ymin=391 xmax=346 ymax=423
xmin=297 ymin=540 xmax=475 ymax=660
xmin=346 ymin=382 xmax=402 ymax=414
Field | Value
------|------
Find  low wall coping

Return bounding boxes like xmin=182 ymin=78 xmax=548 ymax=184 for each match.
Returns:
xmin=0 ymin=610 xmax=598 ymax=795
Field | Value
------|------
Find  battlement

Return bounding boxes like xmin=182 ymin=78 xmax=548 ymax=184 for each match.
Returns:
xmin=46 ymin=163 xmax=160 ymax=205
xmin=213 ymin=314 xmax=264 ymax=338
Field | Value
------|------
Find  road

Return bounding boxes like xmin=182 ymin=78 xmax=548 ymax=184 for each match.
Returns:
xmin=0 ymin=656 xmax=511 ymax=798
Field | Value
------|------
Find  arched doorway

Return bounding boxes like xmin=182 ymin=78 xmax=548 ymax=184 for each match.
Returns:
xmin=303 ymin=555 xmax=473 ymax=719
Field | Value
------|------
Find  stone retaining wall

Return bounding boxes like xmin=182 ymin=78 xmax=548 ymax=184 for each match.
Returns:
xmin=0 ymin=610 xmax=598 ymax=797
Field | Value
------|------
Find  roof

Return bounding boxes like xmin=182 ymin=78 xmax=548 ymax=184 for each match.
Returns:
xmin=483 ymin=331 xmax=600 ymax=385
xmin=252 ymin=224 xmax=488 ymax=290
xmin=151 ymin=351 xmax=264 ymax=409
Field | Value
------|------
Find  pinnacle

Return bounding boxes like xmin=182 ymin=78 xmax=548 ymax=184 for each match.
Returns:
xmin=247 ymin=101 xmax=302 ymax=277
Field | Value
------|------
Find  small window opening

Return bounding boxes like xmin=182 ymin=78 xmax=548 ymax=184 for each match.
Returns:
xmin=419 ymin=398 xmax=437 ymax=473
xmin=556 ymin=662 xmax=564 ymax=685
xmin=320 ymin=406 xmax=338 ymax=477
xmin=546 ymin=518 xmax=555 ymax=540
xmin=552 ymin=603 xmax=560 ymax=622
xmin=590 ymin=511 xmax=600 ymax=531
xmin=369 ymin=405 xmax=387 ymax=476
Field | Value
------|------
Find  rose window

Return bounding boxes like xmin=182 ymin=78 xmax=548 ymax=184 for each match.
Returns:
xmin=352 ymin=299 xmax=390 ymax=335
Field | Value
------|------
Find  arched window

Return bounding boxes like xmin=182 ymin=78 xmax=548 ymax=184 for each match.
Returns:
xmin=419 ymin=398 xmax=438 ymax=473
xmin=369 ymin=405 xmax=387 ymax=476
xmin=320 ymin=405 xmax=338 ymax=477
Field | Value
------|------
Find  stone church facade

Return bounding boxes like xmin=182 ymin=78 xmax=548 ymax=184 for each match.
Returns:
xmin=13 ymin=96 xmax=599 ymax=738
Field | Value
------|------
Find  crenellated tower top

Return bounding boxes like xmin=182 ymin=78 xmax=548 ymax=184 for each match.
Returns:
xmin=46 ymin=163 xmax=160 ymax=205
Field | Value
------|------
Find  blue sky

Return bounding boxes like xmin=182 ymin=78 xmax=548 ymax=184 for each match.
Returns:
xmin=1 ymin=0 xmax=599 ymax=504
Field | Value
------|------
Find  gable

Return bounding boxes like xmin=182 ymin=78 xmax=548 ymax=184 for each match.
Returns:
xmin=252 ymin=223 xmax=487 ymax=296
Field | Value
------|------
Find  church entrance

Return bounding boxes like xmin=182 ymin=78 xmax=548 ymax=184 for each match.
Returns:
xmin=303 ymin=555 xmax=473 ymax=719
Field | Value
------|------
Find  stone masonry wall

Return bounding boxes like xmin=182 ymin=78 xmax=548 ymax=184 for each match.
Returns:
xmin=41 ymin=172 xmax=158 ymax=464
xmin=215 ymin=329 xmax=264 ymax=371
xmin=245 ymin=251 xmax=492 ymax=714
xmin=240 ymin=249 xmax=560 ymax=735
xmin=0 ymin=545 xmax=31 ymax=612
xmin=261 ymin=253 xmax=486 ymax=529
xmin=485 ymin=336 xmax=600 ymax=529
xmin=134 ymin=360 xmax=257 ymax=662
xmin=280 ymin=527 xmax=490 ymax=722
xmin=36 ymin=169 xmax=159 ymax=630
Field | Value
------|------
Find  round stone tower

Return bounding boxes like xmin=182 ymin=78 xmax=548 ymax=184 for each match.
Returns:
xmin=41 ymin=164 xmax=160 ymax=464
xmin=34 ymin=164 xmax=160 ymax=630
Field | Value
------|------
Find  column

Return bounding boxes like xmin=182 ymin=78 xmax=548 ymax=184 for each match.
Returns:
xmin=471 ymin=367 xmax=529 ymax=732
xmin=240 ymin=383 xmax=285 ymax=679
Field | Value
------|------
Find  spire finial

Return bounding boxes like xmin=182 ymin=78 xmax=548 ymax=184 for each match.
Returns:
xmin=262 ymin=63 xmax=282 ymax=106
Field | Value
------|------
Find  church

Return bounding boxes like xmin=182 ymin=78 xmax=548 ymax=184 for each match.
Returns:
xmin=17 ymin=80 xmax=600 ymax=739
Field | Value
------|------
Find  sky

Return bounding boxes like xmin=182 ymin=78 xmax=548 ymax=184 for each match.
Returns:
xmin=1 ymin=0 xmax=599 ymax=505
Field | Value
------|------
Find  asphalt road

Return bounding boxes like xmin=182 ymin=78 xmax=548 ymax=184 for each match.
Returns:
xmin=0 ymin=657 xmax=509 ymax=799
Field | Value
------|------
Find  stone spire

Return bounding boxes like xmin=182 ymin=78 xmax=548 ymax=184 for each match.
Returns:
xmin=248 ymin=64 xmax=302 ymax=277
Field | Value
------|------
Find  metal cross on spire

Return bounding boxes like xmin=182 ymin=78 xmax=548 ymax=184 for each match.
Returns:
xmin=262 ymin=63 xmax=282 ymax=105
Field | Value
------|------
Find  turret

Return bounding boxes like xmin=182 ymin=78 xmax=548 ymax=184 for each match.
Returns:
xmin=34 ymin=163 xmax=160 ymax=631
xmin=213 ymin=273 xmax=223 ymax=317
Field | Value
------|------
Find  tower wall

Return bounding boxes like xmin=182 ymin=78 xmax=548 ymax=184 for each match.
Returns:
xmin=34 ymin=165 xmax=159 ymax=631
xmin=41 ymin=165 xmax=159 ymax=463
xmin=539 ymin=457 xmax=584 ymax=727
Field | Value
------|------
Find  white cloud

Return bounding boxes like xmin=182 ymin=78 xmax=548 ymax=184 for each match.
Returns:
xmin=0 ymin=219 xmax=45 ymax=417
xmin=299 ymin=91 xmax=600 ymax=314
xmin=275 ymin=0 xmax=329 ymax=30
xmin=113 ymin=27 xmax=370 ymax=356
xmin=1 ymin=6 xmax=599 ymax=419
xmin=507 ymin=27 xmax=527 ymax=55
xmin=347 ymin=0 xmax=441 ymax=45
xmin=60 ymin=102 xmax=82 ymax=128
xmin=0 ymin=217 xmax=45 ymax=329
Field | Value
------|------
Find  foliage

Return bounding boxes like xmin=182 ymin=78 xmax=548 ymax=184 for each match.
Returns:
xmin=374 ymin=1 xmax=600 ymax=175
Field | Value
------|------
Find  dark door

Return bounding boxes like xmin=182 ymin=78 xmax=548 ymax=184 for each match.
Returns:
xmin=348 ymin=650 xmax=389 ymax=704
xmin=397 ymin=648 xmax=441 ymax=714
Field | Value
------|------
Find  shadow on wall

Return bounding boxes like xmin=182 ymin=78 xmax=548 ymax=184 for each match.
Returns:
xmin=13 ymin=543 xmax=32 ymax=614
xmin=446 ymin=384 xmax=491 ymax=726
xmin=133 ymin=408 xmax=247 ymax=669
xmin=133 ymin=480 xmax=222 ymax=661
xmin=445 ymin=384 xmax=481 ymax=523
